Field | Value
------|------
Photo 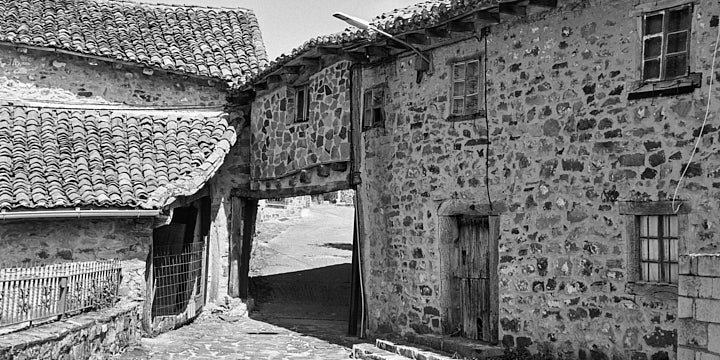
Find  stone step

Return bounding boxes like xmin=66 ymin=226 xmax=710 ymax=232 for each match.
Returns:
xmin=375 ymin=339 xmax=456 ymax=360
xmin=403 ymin=334 xmax=504 ymax=360
xmin=352 ymin=343 xmax=409 ymax=360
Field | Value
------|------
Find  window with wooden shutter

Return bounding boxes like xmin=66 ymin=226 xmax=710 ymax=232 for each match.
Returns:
xmin=294 ymin=84 xmax=309 ymax=123
xmin=362 ymin=85 xmax=386 ymax=130
xmin=450 ymin=59 xmax=482 ymax=118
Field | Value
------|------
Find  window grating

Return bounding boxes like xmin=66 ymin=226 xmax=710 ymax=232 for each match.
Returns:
xmin=638 ymin=215 xmax=678 ymax=284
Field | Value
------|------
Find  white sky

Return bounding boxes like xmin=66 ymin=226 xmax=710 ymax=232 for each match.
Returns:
xmin=143 ymin=0 xmax=421 ymax=60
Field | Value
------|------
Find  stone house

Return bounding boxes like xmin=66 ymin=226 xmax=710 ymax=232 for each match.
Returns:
xmin=0 ymin=0 xmax=266 ymax=334
xmin=234 ymin=0 xmax=720 ymax=358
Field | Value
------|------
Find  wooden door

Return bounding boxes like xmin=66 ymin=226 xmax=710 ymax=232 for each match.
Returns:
xmin=453 ymin=216 xmax=498 ymax=343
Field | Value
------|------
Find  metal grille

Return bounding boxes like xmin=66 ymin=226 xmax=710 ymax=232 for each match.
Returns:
xmin=0 ymin=260 xmax=121 ymax=329
xmin=152 ymin=242 xmax=205 ymax=317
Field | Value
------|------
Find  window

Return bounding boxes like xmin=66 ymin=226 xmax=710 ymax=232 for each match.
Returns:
xmin=637 ymin=215 xmax=678 ymax=284
xmin=450 ymin=59 xmax=482 ymax=117
xmin=628 ymin=2 xmax=700 ymax=99
xmin=362 ymin=86 xmax=385 ymax=129
xmin=642 ymin=5 xmax=691 ymax=81
xmin=294 ymin=84 xmax=309 ymax=122
xmin=620 ymin=201 xmax=688 ymax=296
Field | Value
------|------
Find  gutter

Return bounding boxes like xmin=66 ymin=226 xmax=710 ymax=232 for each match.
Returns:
xmin=0 ymin=208 xmax=161 ymax=220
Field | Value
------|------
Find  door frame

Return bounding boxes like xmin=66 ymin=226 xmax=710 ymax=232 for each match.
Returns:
xmin=437 ymin=200 xmax=500 ymax=343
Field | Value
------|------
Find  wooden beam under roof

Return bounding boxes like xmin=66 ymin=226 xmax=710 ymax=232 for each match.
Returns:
xmin=529 ymin=0 xmax=557 ymax=7
xmin=365 ymin=45 xmax=390 ymax=58
xmin=499 ymin=1 xmax=527 ymax=16
xmin=317 ymin=46 xmax=343 ymax=56
xmin=448 ymin=19 xmax=476 ymax=33
xmin=426 ymin=26 xmax=450 ymax=39
xmin=281 ymin=65 xmax=303 ymax=74
xmin=404 ymin=32 xmax=431 ymax=45
xmin=476 ymin=9 xmax=501 ymax=25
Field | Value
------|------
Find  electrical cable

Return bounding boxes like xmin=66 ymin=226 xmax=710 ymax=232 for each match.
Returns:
xmin=672 ymin=22 xmax=720 ymax=213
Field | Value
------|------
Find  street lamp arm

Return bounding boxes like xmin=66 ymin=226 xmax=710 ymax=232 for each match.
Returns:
xmin=332 ymin=12 xmax=432 ymax=68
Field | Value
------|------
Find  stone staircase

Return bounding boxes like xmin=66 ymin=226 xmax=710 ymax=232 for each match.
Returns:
xmin=353 ymin=338 xmax=504 ymax=360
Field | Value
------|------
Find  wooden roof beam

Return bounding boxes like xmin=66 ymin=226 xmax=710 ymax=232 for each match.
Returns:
xmin=529 ymin=0 xmax=557 ymax=8
xmin=448 ymin=19 xmax=476 ymax=33
xmin=426 ymin=26 xmax=450 ymax=39
xmin=476 ymin=9 xmax=501 ymax=25
xmin=365 ymin=45 xmax=390 ymax=58
xmin=404 ymin=32 xmax=431 ymax=45
xmin=499 ymin=1 xmax=528 ymax=16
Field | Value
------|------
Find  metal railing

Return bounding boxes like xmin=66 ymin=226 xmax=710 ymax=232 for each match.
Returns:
xmin=152 ymin=242 xmax=205 ymax=318
xmin=0 ymin=260 xmax=121 ymax=328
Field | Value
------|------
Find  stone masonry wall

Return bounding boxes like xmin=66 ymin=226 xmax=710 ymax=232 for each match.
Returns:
xmin=250 ymin=61 xmax=352 ymax=181
xmin=677 ymin=254 xmax=720 ymax=360
xmin=0 ymin=301 xmax=143 ymax=360
xmin=0 ymin=45 xmax=226 ymax=106
xmin=0 ymin=218 xmax=152 ymax=264
xmin=358 ymin=0 xmax=720 ymax=358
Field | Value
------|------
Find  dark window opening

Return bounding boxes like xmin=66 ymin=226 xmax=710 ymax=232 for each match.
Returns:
xmin=295 ymin=85 xmax=309 ymax=122
xmin=363 ymin=86 xmax=386 ymax=129
xmin=637 ymin=215 xmax=679 ymax=284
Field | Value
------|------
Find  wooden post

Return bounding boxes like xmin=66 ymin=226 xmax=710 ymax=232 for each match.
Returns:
xmin=229 ymin=196 xmax=243 ymax=298
xmin=142 ymin=245 xmax=154 ymax=333
xmin=239 ymin=198 xmax=258 ymax=299
xmin=347 ymin=208 xmax=361 ymax=336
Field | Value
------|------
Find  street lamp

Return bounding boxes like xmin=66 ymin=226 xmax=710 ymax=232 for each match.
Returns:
xmin=332 ymin=12 xmax=432 ymax=72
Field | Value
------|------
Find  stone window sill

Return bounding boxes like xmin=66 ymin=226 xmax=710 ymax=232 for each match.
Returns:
xmin=627 ymin=73 xmax=701 ymax=100
xmin=446 ymin=110 xmax=487 ymax=122
xmin=626 ymin=282 xmax=678 ymax=302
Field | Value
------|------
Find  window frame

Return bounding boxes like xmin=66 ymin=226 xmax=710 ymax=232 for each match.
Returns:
xmin=448 ymin=56 xmax=485 ymax=121
xmin=294 ymin=84 xmax=310 ymax=123
xmin=619 ymin=201 xmax=689 ymax=300
xmin=637 ymin=215 xmax=679 ymax=284
xmin=641 ymin=4 xmax=691 ymax=82
xmin=628 ymin=0 xmax=700 ymax=100
xmin=362 ymin=84 xmax=387 ymax=130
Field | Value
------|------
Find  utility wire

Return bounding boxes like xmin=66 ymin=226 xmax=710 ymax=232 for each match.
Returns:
xmin=672 ymin=22 xmax=720 ymax=213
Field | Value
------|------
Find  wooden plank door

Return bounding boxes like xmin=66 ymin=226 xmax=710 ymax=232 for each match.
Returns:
xmin=454 ymin=216 xmax=498 ymax=343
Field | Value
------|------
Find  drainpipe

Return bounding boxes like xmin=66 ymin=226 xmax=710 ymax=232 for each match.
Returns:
xmin=0 ymin=208 xmax=161 ymax=220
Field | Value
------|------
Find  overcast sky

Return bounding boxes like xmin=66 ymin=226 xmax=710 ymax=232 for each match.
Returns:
xmin=145 ymin=0 xmax=420 ymax=60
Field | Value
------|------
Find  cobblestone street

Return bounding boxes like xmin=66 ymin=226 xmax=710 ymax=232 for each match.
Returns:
xmin=116 ymin=313 xmax=357 ymax=360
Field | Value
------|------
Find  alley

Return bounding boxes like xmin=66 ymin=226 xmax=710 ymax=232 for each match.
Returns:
xmin=115 ymin=204 xmax=359 ymax=360
xmin=116 ymin=314 xmax=353 ymax=360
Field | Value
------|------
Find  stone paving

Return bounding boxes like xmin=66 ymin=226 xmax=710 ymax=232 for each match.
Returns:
xmin=115 ymin=314 xmax=357 ymax=360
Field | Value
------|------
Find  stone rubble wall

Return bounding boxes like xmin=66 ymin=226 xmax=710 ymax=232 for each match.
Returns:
xmin=677 ymin=255 xmax=720 ymax=360
xmin=358 ymin=0 xmax=720 ymax=358
xmin=250 ymin=61 xmax=352 ymax=181
xmin=0 ymin=45 xmax=226 ymax=106
xmin=0 ymin=218 xmax=153 ymax=265
xmin=0 ymin=302 xmax=143 ymax=360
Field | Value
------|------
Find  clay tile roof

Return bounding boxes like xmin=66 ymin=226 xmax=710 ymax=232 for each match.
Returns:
xmin=246 ymin=0 xmax=499 ymax=85
xmin=0 ymin=104 xmax=236 ymax=210
xmin=0 ymin=0 xmax=268 ymax=84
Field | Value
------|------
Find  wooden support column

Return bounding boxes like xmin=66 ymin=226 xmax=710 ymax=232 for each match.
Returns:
xmin=143 ymin=245 xmax=154 ymax=333
xmin=229 ymin=197 xmax=243 ymax=298
xmin=348 ymin=209 xmax=361 ymax=336
xmin=239 ymin=198 xmax=258 ymax=298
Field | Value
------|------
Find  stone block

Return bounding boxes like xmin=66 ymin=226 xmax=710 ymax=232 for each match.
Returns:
xmin=695 ymin=299 xmax=720 ymax=323
xmin=697 ymin=351 xmax=720 ymax=360
xmin=710 ymin=324 xmax=720 ymax=353
xmin=678 ymin=319 xmax=707 ymax=347
xmin=680 ymin=255 xmax=693 ymax=275
xmin=677 ymin=347 xmax=694 ymax=360
xmin=679 ymin=275 xmax=714 ymax=298
xmin=714 ymin=279 xmax=720 ymax=300
xmin=679 ymin=296 xmax=695 ymax=319
xmin=698 ymin=256 xmax=720 ymax=277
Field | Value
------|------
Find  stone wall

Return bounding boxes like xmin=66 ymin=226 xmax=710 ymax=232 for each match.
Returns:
xmin=0 ymin=45 xmax=226 ymax=106
xmin=0 ymin=218 xmax=153 ymax=264
xmin=0 ymin=301 xmax=143 ymax=360
xmin=677 ymin=254 xmax=720 ymax=360
xmin=358 ymin=0 xmax=720 ymax=358
xmin=250 ymin=61 xmax=352 ymax=190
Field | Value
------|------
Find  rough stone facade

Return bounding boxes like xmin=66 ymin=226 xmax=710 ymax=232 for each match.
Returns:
xmin=250 ymin=61 xmax=352 ymax=190
xmin=1 ymin=218 xmax=152 ymax=265
xmin=0 ymin=45 xmax=226 ymax=106
xmin=355 ymin=0 xmax=720 ymax=358
xmin=0 ymin=301 xmax=143 ymax=360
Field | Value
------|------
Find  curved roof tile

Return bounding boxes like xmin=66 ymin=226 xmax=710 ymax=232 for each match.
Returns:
xmin=0 ymin=105 xmax=236 ymax=210
xmin=0 ymin=0 xmax=268 ymax=84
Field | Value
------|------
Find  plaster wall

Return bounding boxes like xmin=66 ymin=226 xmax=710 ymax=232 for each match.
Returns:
xmin=358 ymin=0 xmax=720 ymax=358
